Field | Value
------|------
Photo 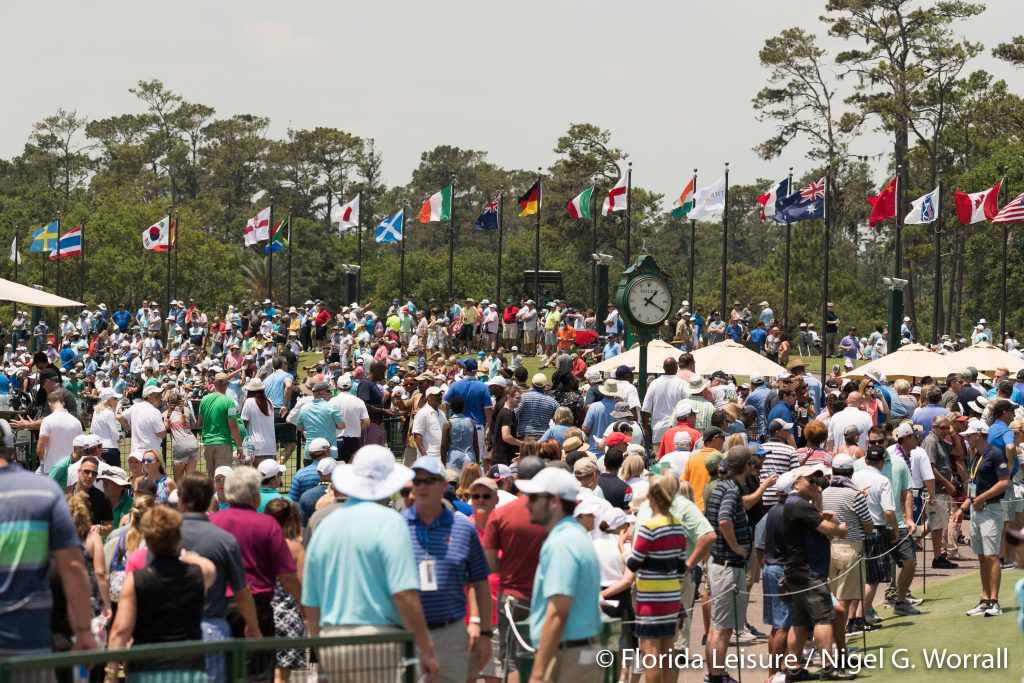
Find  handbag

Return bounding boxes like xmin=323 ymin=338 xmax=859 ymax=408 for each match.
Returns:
xmin=108 ymin=534 xmax=127 ymax=600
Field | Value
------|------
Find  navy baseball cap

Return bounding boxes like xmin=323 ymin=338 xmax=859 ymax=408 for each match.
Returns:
xmin=459 ymin=358 xmax=478 ymax=372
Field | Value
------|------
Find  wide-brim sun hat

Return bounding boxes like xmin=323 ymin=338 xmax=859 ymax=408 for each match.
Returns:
xmin=332 ymin=444 xmax=413 ymax=500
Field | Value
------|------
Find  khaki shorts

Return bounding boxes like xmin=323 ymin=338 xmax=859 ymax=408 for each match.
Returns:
xmin=828 ymin=540 xmax=864 ymax=601
xmin=970 ymin=504 xmax=1005 ymax=557
xmin=540 ymin=642 xmax=604 ymax=683
xmin=927 ymin=493 xmax=953 ymax=530
xmin=319 ymin=624 xmax=405 ymax=682
xmin=203 ymin=444 xmax=234 ymax=473
xmin=708 ymin=561 xmax=745 ymax=630
xmin=746 ymin=555 xmax=761 ymax=586
xmin=428 ymin=620 xmax=469 ymax=683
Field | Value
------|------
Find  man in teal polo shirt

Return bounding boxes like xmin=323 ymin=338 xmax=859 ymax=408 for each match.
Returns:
xmin=295 ymin=381 xmax=345 ymax=459
xmin=516 ymin=467 xmax=603 ymax=682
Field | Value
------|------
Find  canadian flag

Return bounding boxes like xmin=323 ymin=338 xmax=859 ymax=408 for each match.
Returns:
xmin=954 ymin=180 xmax=1001 ymax=225
xmin=332 ymin=194 xmax=360 ymax=231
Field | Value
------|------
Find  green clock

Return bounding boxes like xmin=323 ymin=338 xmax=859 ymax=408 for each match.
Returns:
xmin=615 ymin=255 xmax=673 ymax=331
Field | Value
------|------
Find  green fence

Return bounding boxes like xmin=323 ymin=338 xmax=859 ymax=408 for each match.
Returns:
xmin=0 ymin=633 xmax=417 ymax=683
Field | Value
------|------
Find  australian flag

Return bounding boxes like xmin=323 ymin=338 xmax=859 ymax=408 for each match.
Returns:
xmin=775 ymin=178 xmax=826 ymax=223
xmin=474 ymin=198 xmax=499 ymax=231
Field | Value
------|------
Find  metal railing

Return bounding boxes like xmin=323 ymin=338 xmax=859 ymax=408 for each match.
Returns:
xmin=0 ymin=633 xmax=417 ymax=683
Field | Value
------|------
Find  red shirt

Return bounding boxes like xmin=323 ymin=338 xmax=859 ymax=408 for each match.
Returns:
xmin=657 ymin=423 xmax=702 ymax=459
xmin=210 ymin=504 xmax=295 ymax=597
xmin=314 ymin=310 xmax=331 ymax=327
xmin=481 ymin=497 xmax=547 ymax=601
xmin=502 ymin=306 xmax=520 ymax=324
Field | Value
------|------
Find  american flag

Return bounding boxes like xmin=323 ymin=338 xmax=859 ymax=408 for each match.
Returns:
xmin=992 ymin=191 xmax=1024 ymax=224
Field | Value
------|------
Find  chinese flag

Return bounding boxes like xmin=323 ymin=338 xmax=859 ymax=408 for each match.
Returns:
xmin=867 ymin=177 xmax=898 ymax=228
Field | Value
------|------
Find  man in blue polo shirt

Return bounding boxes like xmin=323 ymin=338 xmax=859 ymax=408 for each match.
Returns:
xmin=404 ymin=457 xmax=491 ymax=681
xmin=516 ymin=467 xmax=603 ymax=682
xmin=295 ymin=382 xmax=345 ymax=459
xmin=749 ymin=321 xmax=768 ymax=351
xmin=444 ymin=359 xmax=493 ymax=456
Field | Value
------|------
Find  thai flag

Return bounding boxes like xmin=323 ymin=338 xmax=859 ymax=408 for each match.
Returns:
xmin=49 ymin=226 xmax=82 ymax=260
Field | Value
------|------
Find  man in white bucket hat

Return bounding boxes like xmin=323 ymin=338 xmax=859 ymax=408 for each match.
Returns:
xmin=302 ymin=445 xmax=439 ymax=680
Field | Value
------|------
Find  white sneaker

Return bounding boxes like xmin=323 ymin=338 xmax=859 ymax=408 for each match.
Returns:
xmin=966 ymin=600 xmax=990 ymax=616
xmin=984 ymin=602 xmax=1003 ymax=617
xmin=735 ymin=628 xmax=758 ymax=644
xmin=864 ymin=609 xmax=883 ymax=625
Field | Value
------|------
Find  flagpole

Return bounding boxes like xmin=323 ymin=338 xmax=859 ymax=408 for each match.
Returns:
xmin=174 ymin=218 xmax=179 ymax=301
xmin=783 ymin=168 xmax=793 ymax=332
xmin=497 ymin=194 xmax=504 ymax=305
xmin=591 ymin=188 xmax=597 ymax=311
xmin=534 ymin=169 xmax=542 ymax=306
xmin=895 ymin=164 xmax=903 ymax=278
xmin=720 ymin=163 xmax=729 ymax=317
xmin=689 ymin=169 xmax=697 ymax=307
xmin=400 ymin=206 xmax=406 ymax=299
xmin=625 ymin=163 xmax=632 ymax=264
xmin=932 ymin=181 xmax=942 ymax=345
xmin=12 ymin=229 xmax=17 ymax=321
xmin=166 ymin=210 xmax=173 ymax=314
xmin=56 ymin=215 xmax=61 ymax=298
xmin=267 ymin=203 xmax=274 ymax=303
xmin=287 ymin=213 xmax=293 ymax=308
xmin=822 ymin=167 xmax=831 ymax=382
xmin=356 ymin=192 xmax=363 ymax=301
xmin=1000 ymin=176 xmax=1008 ymax=343
xmin=80 ymin=220 xmax=85 ymax=303
xmin=448 ymin=184 xmax=455 ymax=302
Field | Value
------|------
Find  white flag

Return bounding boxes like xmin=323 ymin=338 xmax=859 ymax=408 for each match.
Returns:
xmin=904 ymin=186 xmax=939 ymax=225
xmin=687 ymin=176 xmax=727 ymax=221
xmin=142 ymin=216 xmax=171 ymax=251
xmin=9 ymin=236 xmax=19 ymax=265
xmin=333 ymin=194 xmax=360 ymax=231
xmin=243 ymin=217 xmax=257 ymax=246
xmin=253 ymin=206 xmax=271 ymax=241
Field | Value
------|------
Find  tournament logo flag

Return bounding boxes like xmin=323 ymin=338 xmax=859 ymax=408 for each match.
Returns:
xmin=49 ymin=226 xmax=82 ymax=260
xmin=474 ymin=198 xmax=499 ymax=231
xmin=418 ymin=186 xmax=452 ymax=223
xmin=333 ymin=194 xmax=360 ymax=230
xmin=774 ymin=178 xmax=825 ymax=224
xmin=567 ymin=188 xmax=593 ymax=221
xmin=9 ymin=236 xmax=20 ymax=265
xmin=518 ymin=181 xmax=540 ymax=217
xmin=867 ymin=177 xmax=898 ymax=228
xmin=376 ymin=210 xmax=404 ymax=243
xmin=602 ymin=176 xmax=628 ymax=216
xmin=904 ymin=187 xmax=939 ymax=225
xmin=992 ymin=191 xmax=1024 ymax=224
xmin=265 ymin=217 xmax=289 ymax=253
xmin=954 ymin=180 xmax=1001 ymax=225
xmin=687 ymin=176 xmax=727 ymax=222
xmin=756 ymin=178 xmax=790 ymax=222
xmin=30 ymin=221 xmax=59 ymax=253
xmin=671 ymin=178 xmax=695 ymax=219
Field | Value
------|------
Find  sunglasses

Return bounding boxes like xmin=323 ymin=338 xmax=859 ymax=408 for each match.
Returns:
xmin=400 ymin=487 xmax=414 ymax=496
xmin=471 ymin=493 xmax=494 ymax=500
xmin=412 ymin=478 xmax=440 ymax=487
xmin=527 ymin=493 xmax=551 ymax=503
xmin=143 ymin=458 xmax=156 ymax=463
xmin=79 ymin=469 xmax=98 ymax=476
xmin=868 ymin=439 xmax=885 ymax=445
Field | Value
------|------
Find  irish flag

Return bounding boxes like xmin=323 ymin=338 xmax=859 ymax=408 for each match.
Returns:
xmin=419 ymin=185 xmax=452 ymax=223
xmin=671 ymin=178 xmax=696 ymax=219
xmin=567 ymin=188 xmax=593 ymax=221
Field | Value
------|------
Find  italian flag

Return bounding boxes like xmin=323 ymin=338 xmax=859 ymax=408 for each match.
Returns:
xmin=419 ymin=185 xmax=452 ymax=223
xmin=566 ymin=188 xmax=593 ymax=221
xmin=671 ymin=178 xmax=696 ymax=219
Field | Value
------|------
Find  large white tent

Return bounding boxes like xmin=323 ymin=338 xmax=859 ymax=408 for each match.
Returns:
xmin=843 ymin=343 xmax=960 ymax=381
xmin=0 ymin=278 xmax=83 ymax=308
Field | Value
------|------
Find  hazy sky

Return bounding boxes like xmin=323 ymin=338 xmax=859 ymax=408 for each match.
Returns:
xmin=5 ymin=1 xmax=1022 ymax=199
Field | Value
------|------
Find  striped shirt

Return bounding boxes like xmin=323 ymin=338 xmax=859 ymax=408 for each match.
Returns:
xmin=689 ymin=395 xmax=716 ymax=433
xmin=761 ymin=439 xmax=800 ymax=507
xmin=626 ymin=516 xmax=688 ymax=624
xmin=404 ymin=506 xmax=489 ymax=623
xmin=515 ymin=389 xmax=560 ymax=438
xmin=705 ymin=479 xmax=752 ymax=564
xmin=821 ymin=484 xmax=873 ymax=542
xmin=0 ymin=463 xmax=80 ymax=654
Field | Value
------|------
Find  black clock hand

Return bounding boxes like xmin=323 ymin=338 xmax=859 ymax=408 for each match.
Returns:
xmin=643 ymin=295 xmax=666 ymax=313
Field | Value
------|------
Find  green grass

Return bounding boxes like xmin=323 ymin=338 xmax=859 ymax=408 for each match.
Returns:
xmin=852 ymin=571 xmax=1022 ymax=681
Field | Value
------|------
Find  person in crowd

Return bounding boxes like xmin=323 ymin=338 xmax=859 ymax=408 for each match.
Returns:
xmin=263 ymin=499 xmax=307 ymax=683
xmin=198 ymin=373 xmax=244 ymax=472
xmin=91 ymin=387 xmax=123 ymax=468
xmin=329 ymin=373 xmax=369 ymax=462
xmin=165 ymin=387 xmax=201 ymax=481
xmin=37 ymin=390 xmax=84 ymax=475
xmin=119 ymin=384 xmax=167 ymax=465
xmin=240 ymin=377 xmax=278 ymax=465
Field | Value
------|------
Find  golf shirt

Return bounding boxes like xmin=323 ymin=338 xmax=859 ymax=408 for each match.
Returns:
xmin=296 ymin=399 xmax=344 ymax=455
xmin=210 ymin=504 xmax=295 ymax=598
xmin=303 ymin=498 xmax=419 ymax=628
xmin=854 ymin=451 xmax=912 ymax=528
xmin=199 ymin=392 xmax=238 ymax=446
xmin=0 ymin=463 xmax=79 ymax=654
xmin=528 ymin=516 xmax=602 ymax=647
xmin=444 ymin=377 xmax=493 ymax=427
xmin=403 ymin=506 xmax=489 ymax=624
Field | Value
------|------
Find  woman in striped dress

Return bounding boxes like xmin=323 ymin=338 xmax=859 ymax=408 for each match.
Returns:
xmin=626 ymin=474 xmax=688 ymax=683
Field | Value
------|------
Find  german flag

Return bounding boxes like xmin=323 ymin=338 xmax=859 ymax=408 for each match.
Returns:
xmin=518 ymin=180 xmax=540 ymax=217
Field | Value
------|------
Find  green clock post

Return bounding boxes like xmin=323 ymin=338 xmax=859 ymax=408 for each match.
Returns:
xmin=615 ymin=255 xmax=673 ymax=402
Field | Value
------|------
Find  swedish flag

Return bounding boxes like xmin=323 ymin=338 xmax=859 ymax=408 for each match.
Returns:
xmin=30 ymin=221 xmax=59 ymax=253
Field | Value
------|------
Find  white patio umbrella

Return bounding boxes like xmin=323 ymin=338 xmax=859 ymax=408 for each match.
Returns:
xmin=690 ymin=340 xmax=787 ymax=378
xmin=588 ymin=339 xmax=683 ymax=376
xmin=843 ymin=343 xmax=960 ymax=381
xmin=951 ymin=343 xmax=1024 ymax=374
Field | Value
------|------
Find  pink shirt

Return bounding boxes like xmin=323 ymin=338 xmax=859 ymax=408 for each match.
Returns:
xmin=210 ymin=504 xmax=296 ymax=597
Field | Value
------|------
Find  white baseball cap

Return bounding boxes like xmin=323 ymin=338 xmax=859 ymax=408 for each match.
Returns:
xmin=308 ymin=437 xmax=333 ymax=453
xmin=257 ymin=459 xmax=285 ymax=479
xmin=98 ymin=387 xmax=122 ymax=402
xmin=515 ymin=467 xmax=579 ymax=502
xmin=316 ymin=458 xmax=338 ymax=476
xmin=214 ymin=466 xmax=234 ymax=479
xmin=142 ymin=384 xmax=163 ymax=398
xmin=964 ymin=419 xmax=989 ymax=435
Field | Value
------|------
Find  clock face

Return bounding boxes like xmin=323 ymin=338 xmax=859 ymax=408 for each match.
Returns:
xmin=626 ymin=276 xmax=672 ymax=327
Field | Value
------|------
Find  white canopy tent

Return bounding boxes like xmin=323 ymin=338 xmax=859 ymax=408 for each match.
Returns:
xmin=0 ymin=278 xmax=83 ymax=308
xmin=589 ymin=339 xmax=683 ymax=376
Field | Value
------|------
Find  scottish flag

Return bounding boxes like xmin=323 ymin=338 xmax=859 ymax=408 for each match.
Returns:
xmin=376 ymin=210 xmax=404 ymax=243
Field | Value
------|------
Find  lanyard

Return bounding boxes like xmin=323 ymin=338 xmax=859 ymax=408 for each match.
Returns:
xmin=416 ymin=524 xmax=432 ymax=560
xmin=969 ymin=452 xmax=984 ymax=483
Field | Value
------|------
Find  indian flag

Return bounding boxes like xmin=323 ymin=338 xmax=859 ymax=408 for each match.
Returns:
xmin=418 ymin=185 xmax=452 ymax=223
xmin=566 ymin=187 xmax=593 ymax=221
xmin=671 ymin=178 xmax=696 ymax=219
